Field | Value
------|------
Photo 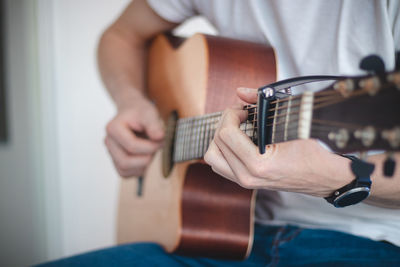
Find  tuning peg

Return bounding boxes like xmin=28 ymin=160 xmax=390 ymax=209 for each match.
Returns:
xmin=359 ymin=55 xmax=386 ymax=74
xmin=387 ymin=72 xmax=400 ymax=89
xmin=328 ymin=128 xmax=350 ymax=149
xmin=333 ymin=79 xmax=354 ymax=97
xmin=354 ymin=126 xmax=376 ymax=147
xmin=383 ymin=152 xmax=396 ymax=177
xmin=382 ymin=127 xmax=400 ymax=148
xmin=359 ymin=77 xmax=381 ymax=95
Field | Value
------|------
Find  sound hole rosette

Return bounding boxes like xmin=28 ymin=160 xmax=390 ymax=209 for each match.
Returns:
xmin=162 ymin=111 xmax=178 ymax=177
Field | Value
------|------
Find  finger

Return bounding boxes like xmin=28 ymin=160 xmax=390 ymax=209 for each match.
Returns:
xmin=237 ymin=87 xmax=258 ymax=104
xmin=145 ymin=118 xmax=165 ymax=141
xmin=214 ymin=135 xmax=261 ymax=188
xmin=218 ymin=109 xmax=260 ymax=167
xmin=223 ymin=108 xmax=249 ymax=124
xmin=105 ymin=137 xmax=153 ymax=176
xmin=204 ymin=140 xmax=236 ymax=180
xmin=231 ymin=101 xmax=245 ymax=110
xmin=208 ymin=109 xmax=254 ymax=185
xmin=136 ymin=105 xmax=165 ymax=141
xmin=109 ymin=122 xmax=161 ymax=154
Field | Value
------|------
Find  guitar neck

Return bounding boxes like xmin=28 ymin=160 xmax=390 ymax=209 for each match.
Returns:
xmin=174 ymin=112 xmax=261 ymax=162
xmin=173 ymin=112 xmax=223 ymax=162
xmin=173 ymin=71 xmax=400 ymax=162
xmin=172 ymin=98 xmax=306 ymax=162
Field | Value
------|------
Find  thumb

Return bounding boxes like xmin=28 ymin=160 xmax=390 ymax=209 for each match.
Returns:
xmin=144 ymin=116 xmax=165 ymax=141
xmin=237 ymin=87 xmax=258 ymax=104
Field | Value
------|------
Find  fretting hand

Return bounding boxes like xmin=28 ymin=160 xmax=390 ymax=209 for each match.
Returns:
xmin=204 ymin=87 xmax=354 ymax=197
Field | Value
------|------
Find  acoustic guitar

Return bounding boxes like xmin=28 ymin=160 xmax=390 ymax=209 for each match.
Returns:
xmin=117 ymin=33 xmax=400 ymax=260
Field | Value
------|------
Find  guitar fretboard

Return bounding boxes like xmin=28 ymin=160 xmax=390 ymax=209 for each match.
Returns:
xmin=173 ymin=93 xmax=314 ymax=162
xmin=173 ymin=112 xmax=222 ymax=162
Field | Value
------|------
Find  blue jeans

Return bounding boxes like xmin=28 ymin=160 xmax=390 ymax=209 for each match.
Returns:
xmin=37 ymin=224 xmax=400 ymax=266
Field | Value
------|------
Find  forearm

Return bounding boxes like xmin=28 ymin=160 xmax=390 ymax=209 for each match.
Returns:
xmin=97 ymin=0 xmax=177 ymax=110
xmin=364 ymin=153 xmax=400 ymax=209
xmin=98 ymin=26 xmax=147 ymax=109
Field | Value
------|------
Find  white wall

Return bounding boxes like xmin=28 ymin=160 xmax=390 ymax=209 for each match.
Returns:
xmin=0 ymin=1 xmax=46 ymax=266
xmin=0 ymin=0 xmax=129 ymax=265
xmin=49 ymin=0 xmax=128 ymax=259
xmin=0 ymin=0 xmax=216 ymax=265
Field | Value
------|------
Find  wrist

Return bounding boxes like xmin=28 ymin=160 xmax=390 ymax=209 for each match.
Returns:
xmin=325 ymin=155 xmax=375 ymax=207
xmin=318 ymin=153 xmax=354 ymax=196
xmin=114 ymin=89 xmax=148 ymax=111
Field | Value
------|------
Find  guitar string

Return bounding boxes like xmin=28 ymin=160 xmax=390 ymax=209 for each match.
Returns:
xmin=174 ymin=80 xmax=398 ymax=159
xmin=175 ymin=129 xmax=350 ymax=162
xmin=176 ymin=78 xmax=397 ymax=149
xmin=175 ymin=102 xmax=358 ymax=144
xmin=175 ymin=118 xmax=367 ymax=159
xmin=176 ymin=95 xmax=356 ymax=136
xmin=176 ymin=115 xmax=385 ymax=161
xmin=245 ymin=90 xmax=366 ymax=120
xmin=175 ymin=112 xmax=344 ymax=153
xmin=176 ymin=88 xmax=366 ymax=129
xmin=176 ymin=89 xmax=345 ymax=122
xmin=176 ymin=89 xmax=365 ymax=130
xmin=180 ymin=120 xmax=376 ymax=153
xmin=174 ymin=90 xmax=380 ymax=159
xmin=180 ymin=77 xmax=392 ymax=130
xmin=175 ymin=125 xmax=350 ymax=161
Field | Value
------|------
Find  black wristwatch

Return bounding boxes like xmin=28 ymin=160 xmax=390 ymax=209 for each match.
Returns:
xmin=325 ymin=155 xmax=375 ymax=208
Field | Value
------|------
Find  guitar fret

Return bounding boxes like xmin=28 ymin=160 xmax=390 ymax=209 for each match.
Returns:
xmin=194 ymin=118 xmax=199 ymax=159
xmin=188 ymin=118 xmax=193 ymax=159
xmin=173 ymin=96 xmax=315 ymax=162
xmin=174 ymin=119 xmax=182 ymax=162
xmin=205 ymin=115 xmax=211 ymax=156
xmin=287 ymin=98 xmax=300 ymax=141
xmin=180 ymin=119 xmax=187 ymax=161
xmin=271 ymin=99 xmax=280 ymax=143
xmin=182 ymin=118 xmax=188 ymax=161
xmin=174 ymin=120 xmax=179 ymax=162
xmin=190 ymin=118 xmax=195 ymax=159
xmin=173 ymin=112 xmax=223 ymax=162
xmin=284 ymin=96 xmax=292 ymax=141
xmin=198 ymin=117 xmax=204 ymax=160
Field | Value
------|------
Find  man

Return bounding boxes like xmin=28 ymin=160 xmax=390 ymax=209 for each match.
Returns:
xmin=41 ymin=0 xmax=400 ymax=266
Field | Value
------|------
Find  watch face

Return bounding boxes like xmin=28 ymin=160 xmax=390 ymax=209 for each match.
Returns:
xmin=334 ymin=187 xmax=370 ymax=208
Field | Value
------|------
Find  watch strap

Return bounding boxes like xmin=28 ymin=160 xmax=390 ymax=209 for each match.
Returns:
xmin=325 ymin=155 xmax=374 ymax=207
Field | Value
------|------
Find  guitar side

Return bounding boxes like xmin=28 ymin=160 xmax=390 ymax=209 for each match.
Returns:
xmin=117 ymin=33 xmax=276 ymax=259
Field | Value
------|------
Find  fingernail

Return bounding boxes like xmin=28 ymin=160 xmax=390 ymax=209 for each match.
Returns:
xmin=238 ymin=87 xmax=253 ymax=92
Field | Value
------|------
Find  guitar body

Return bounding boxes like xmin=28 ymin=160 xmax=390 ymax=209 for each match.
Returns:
xmin=117 ymin=33 xmax=276 ymax=259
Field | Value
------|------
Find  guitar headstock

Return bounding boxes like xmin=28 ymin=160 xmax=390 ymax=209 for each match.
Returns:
xmin=250 ymin=55 xmax=400 ymax=177
xmin=311 ymin=70 xmax=400 ymax=154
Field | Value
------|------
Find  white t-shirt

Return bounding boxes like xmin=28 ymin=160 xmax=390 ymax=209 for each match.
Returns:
xmin=147 ymin=0 xmax=400 ymax=246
